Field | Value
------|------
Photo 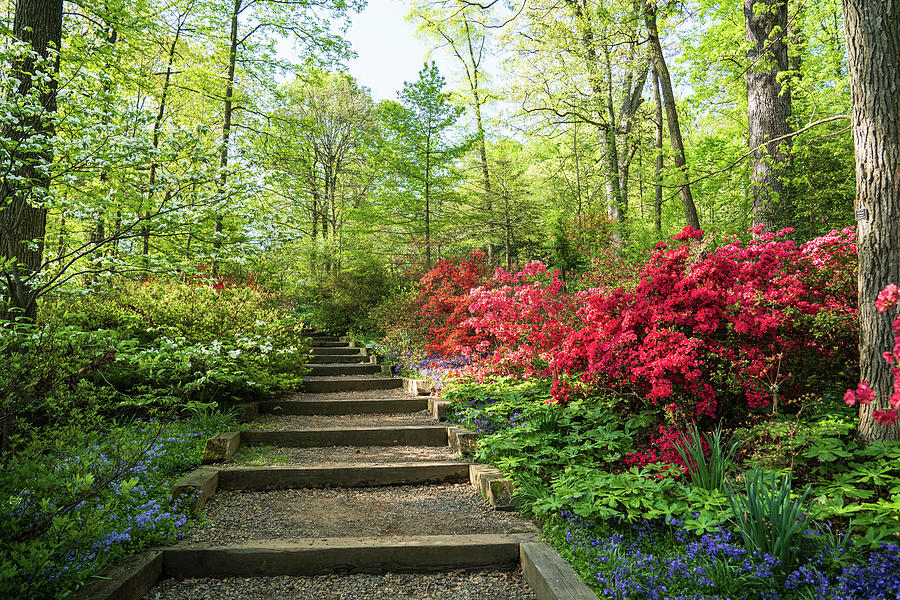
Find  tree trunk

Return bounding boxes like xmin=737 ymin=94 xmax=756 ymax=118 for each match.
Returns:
xmin=745 ymin=0 xmax=793 ymax=231
xmin=213 ymin=0 xmax=242 ymax=277
xmin=843 ymin=0 xmax=900 ymax=442
xmin=0 ymin=0 xmax=64 ymax=321
xmin=567 ymin=0 xmax=625 ymax=244
xmin=463 ymin=20 xmax=491 ymax=203
xmin=425 ymin=147 xmax=432 ymax=270
xmin=644 ymin=1 xmax=700 ymax=231
xmin=653 ymin=70 xmax=664 ymax=237
xmin=503 ymin=188 xmax=511 ymax=270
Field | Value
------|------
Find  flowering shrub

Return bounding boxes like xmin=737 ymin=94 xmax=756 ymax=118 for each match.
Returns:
xmin=413 ymin=250 xmax=491 ymax=356
xmin=462 ymin=261 xmax=577 ymax=377
xmin=551 ymin=227 xmax=858 ymax=426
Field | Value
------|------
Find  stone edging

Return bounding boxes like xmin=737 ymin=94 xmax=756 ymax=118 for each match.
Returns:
xmin=202 ymin=431 xmax=241 ymax=463
xmin=470 ymin=464 xmax=516 ymax=510
xmin=402 ymin=377 xmax=433 ymax=395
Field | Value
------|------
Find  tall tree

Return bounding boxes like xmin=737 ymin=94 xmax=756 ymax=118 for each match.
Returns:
xmin=843 ymin=0 xmax=900 ymax=442
xmin=643 ymin=0 xmax=700 ymax=230
xmin=204 ymin=0 xmax=360 ymax=275
xmin=411 ymin=1 xmax=495 ymax=256
xmin=745 ymin=0 xmax=793 ymax=230
xmin=380 ymin=62 xmax=466 ymax=268
xmin=258 ymin=73 xmax=374 ymax=273
xmin=0 ymin=0 xmax=64 ymax=321
xmin=507 ymin=0 xmax=647 ymax=244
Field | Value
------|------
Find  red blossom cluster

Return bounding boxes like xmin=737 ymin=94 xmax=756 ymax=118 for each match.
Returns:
xmin=413 ymin=226 xmax=860 ymax=465
xmin=184 ymin=265 xmax=271 ymax=294
xmin=551 ymin=226 xmax=858 ymax=423
xmin=415 ymin=250 xmax=492 ymax=356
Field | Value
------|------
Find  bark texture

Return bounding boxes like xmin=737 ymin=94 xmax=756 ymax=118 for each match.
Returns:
xmin=0 ymin=0 xmax=64 ymax=321
xmin=843 ymin=0 xmax=900 ymax=442
xmin=644 ymin=1 xmax=700 ymax=230
xmin=745 ymin=0 xmax=793 ymax=231
xmin=652 ymin=70 xmax=664 ymax=237
xmin=213 ymin=0 xmax=242 ymax=277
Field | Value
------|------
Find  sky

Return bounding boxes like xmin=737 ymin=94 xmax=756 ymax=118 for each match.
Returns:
xmin=344 ymin=0 xmax=436 ymax=101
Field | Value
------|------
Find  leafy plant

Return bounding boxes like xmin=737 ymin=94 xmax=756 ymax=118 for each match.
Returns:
xmin=725 ymin=467 xmax=814 ymax=573
xmin=674 ymin=423 xmax=743 ymax=491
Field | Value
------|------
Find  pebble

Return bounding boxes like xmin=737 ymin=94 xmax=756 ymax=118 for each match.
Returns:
xmin=185 ymin=484 xmax=533 ymax=544
xmin=231 ymin=444 xmax=457 ymax=466
xmin=252 ymin=411 xmax=437 ymax=430
xmin=143 ymin=569 xmax=536 ymax=599
xmin=285 ymin=389 xmax=415 ymax=401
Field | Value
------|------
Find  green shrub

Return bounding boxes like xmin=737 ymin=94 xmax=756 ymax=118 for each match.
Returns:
xmin=299 ymin=258 xmax=399 ymax=335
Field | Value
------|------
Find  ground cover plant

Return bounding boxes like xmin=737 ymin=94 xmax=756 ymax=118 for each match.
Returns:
xmin=362 ymin=225 xmax=900 ymax=599
xmin=1 ymin=273 xmax=309 ymax=598
xmin=444 ymin=377 xmax=900 ymax=599
xmin=0 ymin=409 xmax=237 ymax=599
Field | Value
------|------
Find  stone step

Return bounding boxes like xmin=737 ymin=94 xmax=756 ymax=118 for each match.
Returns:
xmin=306 ymin=335 xmax=342 ymax=342
xmin=259 ymin=397 xmax=428 ymax=415
xmin=162 ymin=534 xmax=526 ymax=578
xmin=302 ymin=376 xmax=401 ymax=393
xmin=241 ymin=426 xmax=450 ymax=448
xmin=307 ymin=363 xmax=381 ymax=376
xmin=215 ymin=462 xmax=470 ymax=490
xmin=310 ymin=341 xmax=352 ymax=348
xmin=308 ymin=354 xmax=370 ymax=364
xmin=312 ymin=347 xmax=366 ymax=356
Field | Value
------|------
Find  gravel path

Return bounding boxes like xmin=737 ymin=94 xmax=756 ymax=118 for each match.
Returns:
xmin=186 ymin=484 xmax=534 ymax=544
xmin=251 ymin=412 xmax=436 ymax=429
xmin=282 ymin=389 xmax=417 ymax=401
xmin=143 ymin=569 xmax=536 ymax=599
xmin=231 ymin=444 xmax=458 ymax=466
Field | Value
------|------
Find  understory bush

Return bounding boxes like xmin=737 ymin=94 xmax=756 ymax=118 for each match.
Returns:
xmin=550 ymin=226 xmax=858 ymax=426
xmin=0 ymin=409 xmax=236 ymax=599
xmin=298 ymin=258 xmax=398 ymax=335
xmin=2 ymin=276 xmax=309 ymax=430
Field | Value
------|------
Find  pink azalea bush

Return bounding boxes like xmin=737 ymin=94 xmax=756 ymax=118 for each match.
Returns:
xmin=461 ymin=261 xmax=577 ymax=377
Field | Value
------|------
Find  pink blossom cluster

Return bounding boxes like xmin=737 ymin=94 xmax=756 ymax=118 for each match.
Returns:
xmin=461 ymin=261 xmax=576 ymax=377
xmin=844 ymin=283 xmax=900 ymax=426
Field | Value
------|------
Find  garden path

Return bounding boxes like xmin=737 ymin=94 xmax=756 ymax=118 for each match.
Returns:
xmin=144 ymin=334 xmax=539 ymax=599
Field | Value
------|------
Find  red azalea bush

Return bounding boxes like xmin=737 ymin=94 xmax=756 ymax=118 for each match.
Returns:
xmin=461 ymin=261 xmax=577 ymax=376
xmin=415 ymin=250 xmax=492 ymax=356
xmin=551 ymin=226 xmax=859 ymax=425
